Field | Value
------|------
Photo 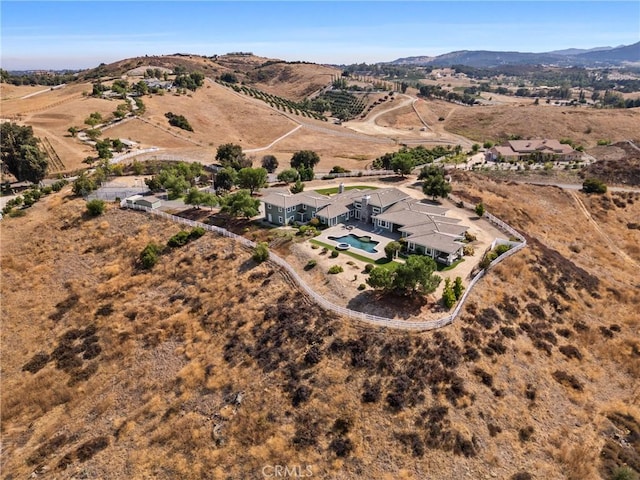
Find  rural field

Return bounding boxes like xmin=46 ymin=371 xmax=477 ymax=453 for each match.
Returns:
xmin=2 ymin=53 xmax=640 ymax=479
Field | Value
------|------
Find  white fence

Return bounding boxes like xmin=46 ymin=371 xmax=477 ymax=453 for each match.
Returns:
xmin=122 ymin=198 xmax=526 ymax=331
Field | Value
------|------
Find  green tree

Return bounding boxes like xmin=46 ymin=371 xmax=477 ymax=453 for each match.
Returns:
xmin=475 ymin=202 xmax=485 ymax=217
xmin=67 ymin=126 xmax=78 ymax=137
xmin=95 ymin=139 xmax=113 ymax=160
xmin=290 ymin=150 xmax=320 ymax=170
xmin=85 ymin=128 xmax=102 ymax=141
xmin=393 ymin=255 xmax=441 ymax=296
xmin=290 ymin=179 xmax=304 ymax=194
xmin=132 ymin=160 xmax=145 ymax=175
xmin=220 ymin=190 xmax=260 ymax=219
xmin=252 ymin=242 xmax=269 ymax=263
xmin=366 ymin=267 xmax=395 ymax=292
xmin=185 ymin=187 xmax=206 ymax=209
xmin=86 ymin=199 xmax=106 ymax=216
xmin=0 ymin=122 xmax=48 ymax=183
xmin=201 ymin=191 xmax=219 ymax=210
xmin=442 ymin=278 xmax=456 ymax=309
xmin=261 ymin=154 xmax=279 ymax=173
xmin=72 ymin=172 xmax=97 ymax=197
xmin=216 ymin=143 xmax=250 ymax=170
xmin=237 ymin=167 xmax=267 ymax=194
xmin=84 ymin=112 xmax=103 ymax=127
xmin=453 ymin=276 xmax=464 ymax=300
xmin=277 ymin=168 xmax=299 ymax=184
xmin=471 ymin=143 xmax=480 ymax=153
xmin=391 ymin=152 xmax=414 ymax=178
xmin=214 ymin=167 xmax=238 ymax=192
xmin=420 ymin=166 xmax=452 ymax=200
xmin=384 ymin=241 xmax=402 ymax=260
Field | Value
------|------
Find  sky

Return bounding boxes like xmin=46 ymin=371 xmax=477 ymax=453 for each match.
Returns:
xmin=1 ymin=1 xmax=639 ymax=70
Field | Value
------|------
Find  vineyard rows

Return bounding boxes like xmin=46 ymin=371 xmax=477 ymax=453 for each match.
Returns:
xmin=216 ymin=80 xmax=327 ymax=121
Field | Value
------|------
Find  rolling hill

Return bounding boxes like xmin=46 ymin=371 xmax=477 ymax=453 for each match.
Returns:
xmin=390 ymin=42 xmax=640 ymax=67
xmin=1 ymin=173 xmax=638 ymax=479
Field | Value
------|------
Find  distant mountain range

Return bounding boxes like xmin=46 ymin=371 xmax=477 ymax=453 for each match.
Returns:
xmin=389 ymin=42 xmax=640 ymax=67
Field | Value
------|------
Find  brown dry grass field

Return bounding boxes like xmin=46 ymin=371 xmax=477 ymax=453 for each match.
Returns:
xmin=2 ymin=58 xmax=640 ymax=479
xmin=2 ymin=171 xmax=639 ymax=479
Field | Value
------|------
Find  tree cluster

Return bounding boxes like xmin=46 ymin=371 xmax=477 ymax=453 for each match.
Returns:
xmin=145 ymin=162 xmax=203 ymax=199
xmin=0 ymin=122 xmax=48 ymax=183
xmin=419 ymin=165 xmax=452 ymax=200
xmin=164 ymin=112 xmax=193 ymax=131
xmin=290 ymin=150 xmax=320 ymax=181
xmin=367 ymin=256 xmax=441 ymax=297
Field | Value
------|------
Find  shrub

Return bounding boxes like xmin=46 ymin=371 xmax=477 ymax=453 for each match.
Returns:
xmin=304 ymin=260 xmax=317 ymax=271
xmin=330 ymin=250 xmax=339 ymax=258
xmin=328 ymin=265 xmax=343 ymax=274
xmin=168 ymin=230 xmax=191 ymax=248
xmin=164 ymin=112 xmax=193 ymax=131
xmin=252 ymin=242 xmax=269 ymax=263
xmin=364 ymin=263 xmax=375 ymax=273
xmin=188 ymin=226 xmax=205 ymax=240
xmin=358 ymin=283 xmax=366 ymax=290
xmin=495 ymin=244 xmax=511 ymax=256
xmin=583 ymin=178 xmax=607 ymax=194
xmin=611 ymin=467 xmax=639 ymax=480
xmin=86 ymin=199 xmax=106 ymax=216
xmin=463 ymin=245 xmax=475 ymax=256
xmin=328 ymin=437 xmax=353 ymax=457
xmin=552 ymin=370 xmax=584 ymax=391
xmin=475 ymin=203 xmax=485 ymax=217
xmin=362 ymin=379 xmax=381 ymax=403
xmin=518 ymin=426 xmax=534 ymax=442
xmin=140 ymin=242 xmax=162 ymax=269
xmin=559 ymin=344 xmax=583 ymax=360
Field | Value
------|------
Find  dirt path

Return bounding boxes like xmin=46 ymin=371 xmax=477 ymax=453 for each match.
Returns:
xmin=569 ymin=190 xmax=640 ymax=268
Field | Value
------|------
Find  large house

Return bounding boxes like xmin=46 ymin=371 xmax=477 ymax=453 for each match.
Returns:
xmin=262 ymin=187 xmax=468 ymax=264
xmin=485 ymin=139 xmax=581 ymax=162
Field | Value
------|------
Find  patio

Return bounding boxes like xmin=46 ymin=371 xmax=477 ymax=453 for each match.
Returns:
xmin=315 ymin=221 xmax=401 ymax=261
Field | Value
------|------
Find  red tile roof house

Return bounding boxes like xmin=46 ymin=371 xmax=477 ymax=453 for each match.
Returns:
xmin=485 ymin=139 xmax=581 ymax=162
xmin=261 ymin=187 xmax=469 ymax=265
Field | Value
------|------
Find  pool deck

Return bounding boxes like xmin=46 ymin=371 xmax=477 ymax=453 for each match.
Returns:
xmin=316 ymin=222 xmax=400 ymax=261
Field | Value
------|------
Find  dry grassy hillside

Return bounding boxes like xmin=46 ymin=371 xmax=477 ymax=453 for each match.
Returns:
xmin=443 ymin=104 xmax=640 ymax=147
xmin=2 ymin=176 xmax=639 ymax=479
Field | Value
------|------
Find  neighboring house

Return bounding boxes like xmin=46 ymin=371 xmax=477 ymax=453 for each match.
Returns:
xmin=485 ymin=139 xmax=581 ymax=162
xmin=125 ymin=194 xmax=162 ymax=209
xmin=262 ymin=187 xmax=469 ymax=265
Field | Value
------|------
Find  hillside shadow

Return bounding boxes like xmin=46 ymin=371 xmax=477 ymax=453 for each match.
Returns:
xmin=346 ymin=291 xmax=428 ymax=319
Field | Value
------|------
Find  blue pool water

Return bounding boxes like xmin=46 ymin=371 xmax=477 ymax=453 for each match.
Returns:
xmin=328 ymin=234 xmax=379 ymax=253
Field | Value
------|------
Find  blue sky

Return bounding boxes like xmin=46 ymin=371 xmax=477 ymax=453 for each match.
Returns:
xmin=1 ymin=1 xmax=639 ymax=70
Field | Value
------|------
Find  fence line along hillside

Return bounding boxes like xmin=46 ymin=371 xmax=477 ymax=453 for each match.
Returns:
xmin=122 ymin=200 xmax=526 ymax=331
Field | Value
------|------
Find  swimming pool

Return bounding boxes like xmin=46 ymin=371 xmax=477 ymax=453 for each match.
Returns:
xmin=328 ymin=233 xmax=380 ymax=254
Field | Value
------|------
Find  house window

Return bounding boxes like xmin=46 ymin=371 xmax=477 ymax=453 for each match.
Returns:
xmin=372 ymin=207 xmax=380 ymax=214
xmin=302 ymin=204 xmax=307 ymax=211
xmin=267 ymin=204 xmax=272 ymax=210
xmin=354 ymin=202 xmax=361 ymax=209
xmin=408 ymin=242 xmax=415 ymax=251
xmin=278 ymin=207 xmax=283 ymax=212
xmin=278 ymin=216 xmax=283 ymax=223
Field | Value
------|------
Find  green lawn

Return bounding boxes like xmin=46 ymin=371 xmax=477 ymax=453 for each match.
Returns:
xmin=309 ymin=239 xmax=398 ymax=269
xmin=437 ymin=258 xmax=465 ymax=271
xmin=313 ymin=185 xmax=378 ymax=196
